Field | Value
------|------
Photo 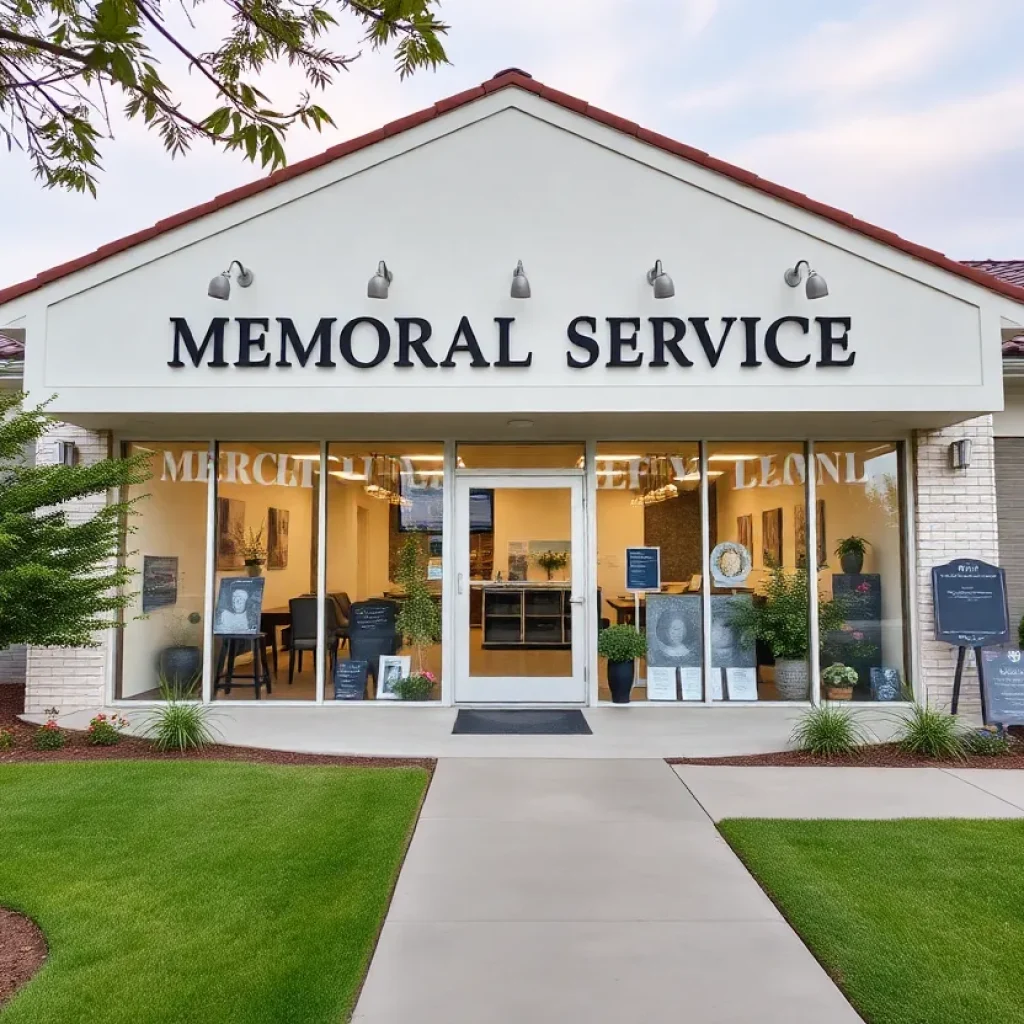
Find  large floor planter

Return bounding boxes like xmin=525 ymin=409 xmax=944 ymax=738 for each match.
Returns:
xmin=158 ymin=646 xmax=202 ymax=691
xmin=774 ymin=658 xmax=810 ymax=700
xmin=607 ymin=660 xmax=635 ymax=704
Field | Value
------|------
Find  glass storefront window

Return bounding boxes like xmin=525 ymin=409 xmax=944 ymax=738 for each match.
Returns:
xmin=117 ymin=442 xmax=209 ymax=700
xmin=212 ymin=442 xmax=320 ymax=701
xmin=708 ymin=443 xmax=808 ymax=701
xmin=595 ymin=443 xmax=703 ymax=702
xmin=817 ymin=442 xmax=909 ymax=701
xmin=324 ymin=443 xmax=443 ymax=701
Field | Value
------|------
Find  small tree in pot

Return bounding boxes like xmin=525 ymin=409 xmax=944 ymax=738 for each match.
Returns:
xmin=598 ymin=624 xmax=647 ymax=704
xmin=835 ymin=536 xmax=870 ymax=574
xmin=728 ymin=564 xmax=847 ymax=700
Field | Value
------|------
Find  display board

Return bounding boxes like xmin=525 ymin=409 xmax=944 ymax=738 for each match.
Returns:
xmin=932 ymin=559 xmax=1010 ymax=647
xmin=333 ymin=659 xmax=369 ymax=700
xmin=980 ymin=650 xmax=1024 ymax=726
xmin=625 ymin=547 xmax=661 ymax=592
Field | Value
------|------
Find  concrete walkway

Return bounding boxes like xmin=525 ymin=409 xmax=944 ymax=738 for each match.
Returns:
xmin=674 ymin=765 xmax=1024 ymax=819
xmin=352 ymin=759 xmax=861 ymax=1023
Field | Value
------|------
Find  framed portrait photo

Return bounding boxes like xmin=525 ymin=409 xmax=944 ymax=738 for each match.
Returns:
xmin=213 ymin=576 xmax=265 ymax=635
xmin=376 ymin=655 xmax=411 ymax=700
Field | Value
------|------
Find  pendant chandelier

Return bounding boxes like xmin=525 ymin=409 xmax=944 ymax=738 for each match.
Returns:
xmin=630 ymin=455 xmax=679 ymax=507
xmin=364 ymin=454 xmax=407 ymax=505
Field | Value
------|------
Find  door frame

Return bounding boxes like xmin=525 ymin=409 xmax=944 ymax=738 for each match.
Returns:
xmin=453 ymin=470 xmax=588 ymax=704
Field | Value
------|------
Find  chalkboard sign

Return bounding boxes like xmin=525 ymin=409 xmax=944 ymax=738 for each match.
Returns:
xmin=333 ymin=659 xmax=369 ymax=701
xmin=626 ymin=547 xmax=660 ymax=592
xmin=932 ymin=559 xmax=1009 ymax=647
xmin=981 ymin=649 xmax=1024 ymax=725
xmin=350 ymin=601 xmax=396 ymax=634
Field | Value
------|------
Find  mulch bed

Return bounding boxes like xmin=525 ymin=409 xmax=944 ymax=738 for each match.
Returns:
xmin=0 ymin=909 xmax=46 ymax=1010
xmin=670 ymin=739 xmax=1024 ymax=770
xmin=0 ymin=685 xmax=433 ymax=770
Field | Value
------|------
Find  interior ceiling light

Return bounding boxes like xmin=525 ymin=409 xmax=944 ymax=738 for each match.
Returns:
xmin=510 ymin=260 xmax=531 ymax=299
xmin=367 ymin=260 xmax=393 ymax=299
xmin=783 ymin=260 xmax=828 ymax=299
xmin=364 ymin=454 xmax=408 ymax=504
xmin=331 ymin=471 xmax=368 ymax=481
xmin=207 ymin=260 xmax=253 ymax=300
xmin=631 ymin=455 xmax=679 ymax=506
xmin=707 ymin=454 xmax=758 ymax=462
xmin=401 ymin=454 xmax=445 ymax=462
xmin=646 ymin=259 xmax=675 ymax=299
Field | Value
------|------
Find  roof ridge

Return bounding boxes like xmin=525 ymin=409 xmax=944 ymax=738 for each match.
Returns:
xmin=2 ymin=68 xmax=1024 ymax=306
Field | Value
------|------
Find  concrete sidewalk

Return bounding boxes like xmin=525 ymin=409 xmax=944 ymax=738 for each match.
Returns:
xmin=352 ymin=759 xmax=861 ymax=1023
xmin=673 ymin=765 xmax=1024 ymax=820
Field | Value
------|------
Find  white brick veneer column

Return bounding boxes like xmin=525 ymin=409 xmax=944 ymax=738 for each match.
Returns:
xmin=24 ymin=424 xmax=113 ymax=713
xmin=913 ymin=415 xmax=999 ymax=714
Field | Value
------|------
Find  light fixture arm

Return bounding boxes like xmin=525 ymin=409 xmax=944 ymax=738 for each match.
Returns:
xmin=224 ymin=260 xmax=254 ymax=287
xmin=784 ymin=260 xmax=811 ymax=287
xmin=646 ymin=259 xmax=666 ymax=285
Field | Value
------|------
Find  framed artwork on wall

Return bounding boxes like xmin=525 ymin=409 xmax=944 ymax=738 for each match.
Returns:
xmin=762 ymin=508 xmax=783 ymax=567
xmin=795 ymin=500 xmax=828 ymax=569
xmin=267 ymin=507 xmax=289 ymax=569
xmin=142 ymin=555 xmax=178 ymax=613
xmin=216 ymin=497 xmax=245 ymax=570
xmin=736 ymin=514 xmax=753 ymax=557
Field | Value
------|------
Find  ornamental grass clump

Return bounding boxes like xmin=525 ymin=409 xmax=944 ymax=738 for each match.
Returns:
xmin=896 ymin=704 xmax=965 ymax=761
xmin=141 ymin=679 xmax=219 ymax=752
xmin=791 ymin=706 xmax=868 ymax=757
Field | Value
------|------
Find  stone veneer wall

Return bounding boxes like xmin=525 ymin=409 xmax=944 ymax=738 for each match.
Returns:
xmin=913 ymin=415 xmax=999 ymax=715
xmin=24 ymin=424 xmax=112 ymax=713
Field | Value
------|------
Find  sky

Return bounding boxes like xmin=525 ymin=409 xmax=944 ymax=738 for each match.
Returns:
xmin=3 ymin=0 xmax=1024 ymax=289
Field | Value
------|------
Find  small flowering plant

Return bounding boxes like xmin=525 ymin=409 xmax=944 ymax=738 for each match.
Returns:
xmin=87 ymin=713 xmax=130 ymax=747
xmin=821 ymin=663 xmax=859 ymax=689
xmin=391 ymin=670 xmax=436 ymax=701
xmin=33 ymin=709 xmax=66 ymax=751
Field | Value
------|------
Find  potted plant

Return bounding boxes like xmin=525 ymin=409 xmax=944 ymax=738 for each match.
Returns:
xmin=235 ymin=523 xmax=267 ymax=576
xmin=728 ymin=564 xmax=847 ymax=700
xmin=533 ymin=549 xmax=569 ymax=580
xmin=835 ymin=536 xmax=870 ymax=574
xmin=597 ymin=624 xmax=647 ymax=704
xmin=821 ymin=662 xmax=858 ymax=701
xmin=158 ymin=611 xmax=203 ymax=693
xmin=395 ymin=536 xmax=441 ymax=680
xmin=392 ymin=670 xmax=436 ymax=701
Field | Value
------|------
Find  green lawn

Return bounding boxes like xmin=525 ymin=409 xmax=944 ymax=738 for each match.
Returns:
xmin=720 ymin=819 xmax=1024 ymax=1024
xmin=0 ymin=761 xmax=428 ymax=1024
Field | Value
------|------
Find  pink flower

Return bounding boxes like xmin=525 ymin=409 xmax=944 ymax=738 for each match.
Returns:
xmin=853 ymin=631 xmax=865 ymax=640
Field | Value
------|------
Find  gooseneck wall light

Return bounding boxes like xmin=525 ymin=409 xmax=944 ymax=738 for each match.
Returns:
xmin=646 ymin=260 xmax=675 ymax=299
xmin=510 ymin=260 xmax=531 ymax=299
xmin=367 ymin=261 xmax=393 ymax=299
xmin=207 ymin=260 xmax=254 ymax=300
xmin=784 ymin=260 xmax=828 ymax=299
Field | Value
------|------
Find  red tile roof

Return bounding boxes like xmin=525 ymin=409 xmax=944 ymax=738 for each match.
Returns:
xmin=962 ymin=260 xmax=1024 ymax=289
xmin=3 ymin=68 xmax=1024 ymax=307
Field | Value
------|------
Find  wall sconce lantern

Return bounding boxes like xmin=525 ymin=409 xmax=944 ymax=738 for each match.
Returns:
xmin=949 ymin=438 xmax=973 ymax=471
xmin=55 ymin=441 xmax=77 ymax=467
xmin=207 ymin=260 xmax=254 ymax=300
xmin=510 ymin=260 xmax=531 ymax=299
xmin=646 ymin=260 xmax=675 ymax=299
xmin=367 ymin=261 xmax=393 ymax=299
xmin=784 ymin=259 xmax=828 ymax=299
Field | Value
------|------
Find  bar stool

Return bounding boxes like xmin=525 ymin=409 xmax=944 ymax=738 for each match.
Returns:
xmin=214 ymin=633 xmax=273 ymax=699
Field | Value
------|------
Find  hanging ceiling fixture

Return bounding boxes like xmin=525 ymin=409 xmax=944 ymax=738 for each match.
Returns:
xmin=630 ymin=455 xmax=679 ymax=507
xmin=364 ymin=454 xmax=408 ymax=504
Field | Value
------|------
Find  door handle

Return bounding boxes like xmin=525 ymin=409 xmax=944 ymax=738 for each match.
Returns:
xmin=458 ymin=572 xmax=464 ymax=595
xmin=569 ymin=596 xmax=585 ymax=605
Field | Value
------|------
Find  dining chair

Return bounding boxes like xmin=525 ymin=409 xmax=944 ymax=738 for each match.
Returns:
xmin=287 ymin=597 xmax=343 ymax=684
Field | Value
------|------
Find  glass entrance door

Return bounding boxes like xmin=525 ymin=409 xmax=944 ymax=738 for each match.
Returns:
xmin=455 ymin=474 xmax=587 ymax=703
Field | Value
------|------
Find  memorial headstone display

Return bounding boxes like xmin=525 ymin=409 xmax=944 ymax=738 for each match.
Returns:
xmin=980 ymin=649 xmax=1024 ymax=727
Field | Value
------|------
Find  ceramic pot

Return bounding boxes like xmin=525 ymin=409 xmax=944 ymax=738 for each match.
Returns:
xmin=840 ymin=551 xmax=864 ymax=574
xmin=245 ymin=561 xmax=264 ymax=577
xmin=158 ymin=646 xmax=201 ymax=692
xmin=607 ymin=660 xmax=635 ymax=704
xmin=774 ymin=658 xmax=810 ymax=700
xmin=826 ymin=685 xmax=854 ymax=701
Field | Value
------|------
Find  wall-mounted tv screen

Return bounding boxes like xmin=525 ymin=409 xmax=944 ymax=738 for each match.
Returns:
xmin=398 ymin=484 xmax=493 ymax=533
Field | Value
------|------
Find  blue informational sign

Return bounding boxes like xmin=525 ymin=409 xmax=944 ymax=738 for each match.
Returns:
xmin=981 ymin=649 xmax=1024 ymax=726
xmin=625 ymin=547 xmax=661 ymax=593
xmin=932 ymin=559 xmax=1010 ymax=647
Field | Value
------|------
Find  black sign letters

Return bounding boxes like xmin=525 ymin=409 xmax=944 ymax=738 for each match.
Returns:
xmin=169 ymin=314 xmax=856 ymax=371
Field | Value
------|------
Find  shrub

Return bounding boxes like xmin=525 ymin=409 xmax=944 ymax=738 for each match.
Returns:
xmin=821 ymin=663 xmax=858 ymax=688
xmin=597 ymin=624 xmax=647 ymax=662
xmin=896 ymin=704 xmax=965 ymax=760
xmin=141 ymin=680 xmax=218 ymax=752
xmin=392 ymin=671 xmax=435 ymax=701
xmin=963 ymin=729 xmax=1011 ymax=757
xmin=791 ymin=706 xmax=868 ymax=757
xmin=0 ymin=728 xmax=14 ymax=750
xmin=87 ymin=713 xmax=130 ymax=746
xmin=33 ymin=719 xmax=65 ymax=751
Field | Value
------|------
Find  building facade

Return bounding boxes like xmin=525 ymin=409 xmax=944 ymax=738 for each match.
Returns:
xmin=2 ymin=70 xmax=1022 ymax=716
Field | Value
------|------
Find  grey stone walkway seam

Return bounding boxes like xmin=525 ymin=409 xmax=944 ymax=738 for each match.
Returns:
xmin=352 ymin=758 xmax=862 ymax=1023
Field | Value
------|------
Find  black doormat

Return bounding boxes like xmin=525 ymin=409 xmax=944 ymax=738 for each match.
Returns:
xmin=453 ymin=709 xmax=592 ymax=735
